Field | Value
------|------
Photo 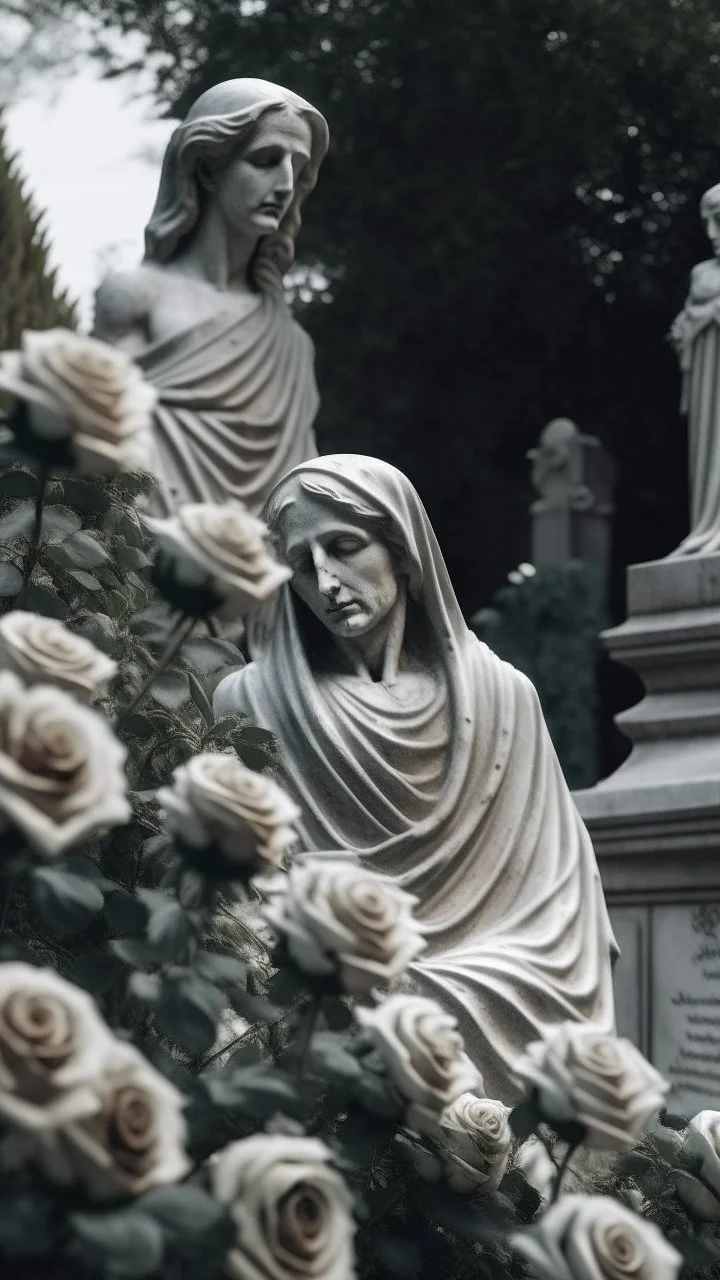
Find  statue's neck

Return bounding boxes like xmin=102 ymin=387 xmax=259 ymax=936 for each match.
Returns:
xmin=172 ymin=205 xmax=259 ymax=293
xmin=334 ymin=585 xmax=407 ymax=684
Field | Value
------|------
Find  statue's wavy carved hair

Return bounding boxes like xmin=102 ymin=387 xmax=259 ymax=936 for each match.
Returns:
xmin=143 ymin=81 xmax=328 ymax=299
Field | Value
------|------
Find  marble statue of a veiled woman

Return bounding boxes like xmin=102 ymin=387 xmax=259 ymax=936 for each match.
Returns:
xmin=214 ymin=455 xmax=617 ymax=1100
xmin=670 ymin=182 xmax=720 ymax=555
xmin=94 ymin=79 xmax=329 ymax=515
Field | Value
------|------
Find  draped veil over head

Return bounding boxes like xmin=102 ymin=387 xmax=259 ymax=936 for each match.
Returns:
xmin=216 ymin=455 xmax=617 ymax=1099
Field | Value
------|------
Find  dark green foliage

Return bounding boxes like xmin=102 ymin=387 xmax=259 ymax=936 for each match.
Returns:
xmin=473 ymin=563 xmax=605 ymax=788
xmin=0 ymin=119 xmax=76 ymax=349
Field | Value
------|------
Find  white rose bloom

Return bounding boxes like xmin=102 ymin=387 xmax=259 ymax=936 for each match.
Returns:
xmin=0 ymin=612 xmax=117 ymax=701
xmin=0 ymin=670 xmax=130 ymax=858
xmin=0 ymin=964 xmax=113 ymax=1145
xmin=513 ymin=1024 xmax=668 ymax=1150
xmin=263 ymin=859 xmax=426 ymax=995
xmin=145 ymin=502 xmax=291 ymax=613
xmin=512 ymin=1194 xmax=681 ymax=1280
xmin=0 ymin=328 xmax=155 ymax=473
xmin=56 ymin=1040 xmax=190 ymax=1200
xmin=211 ymin=1134 xmax=357 ymax=1280
xmin=157 ymin=752 xmax=299 ymax=872
xmin=439 ymin=1093 xmax=512 ymax=1195
xmin=676 ymin=1110 xmax=720 ymax=1222
xmin=356 ymin=994 xmax=482 ymax=1132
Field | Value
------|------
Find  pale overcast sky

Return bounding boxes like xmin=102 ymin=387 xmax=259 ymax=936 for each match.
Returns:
xmin=5 ymin=66 xmax=175 ymax=329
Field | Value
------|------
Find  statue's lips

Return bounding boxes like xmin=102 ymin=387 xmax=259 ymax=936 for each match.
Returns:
xmin=325 ymin=599 xmax=360 ymax=618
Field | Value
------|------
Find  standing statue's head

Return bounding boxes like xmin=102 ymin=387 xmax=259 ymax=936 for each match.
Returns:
xmin=144 ymin=78 xmax=329 ymax=294
xmin=265 ymin=468 xmax=409 ymax=641
xmin=700 ymin=182 xmax=720 ymax=259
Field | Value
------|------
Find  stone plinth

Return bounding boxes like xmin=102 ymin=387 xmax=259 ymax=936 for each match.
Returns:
xmin=575 ymin=553 xmax=720 ymax=1112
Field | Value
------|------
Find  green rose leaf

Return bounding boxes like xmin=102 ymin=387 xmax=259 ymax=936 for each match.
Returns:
xmin=308 ymin=1031 xmax=363 ymax=1082
xmin=156 ymin=970 xmax=225 ymax=1055
xmin=0 ymin=469 xmax=40 ymax=498
xmin=204 ymin=1063 xmax=304 ymax=1118
xmin=0 ymin=561 xmax=23 ymax=596
xmin=61 ymin=477 xmax=111 ymax=513
xmin=137 ymin=888 xmax=197 ymax=961
xmin=71 ymin=1210 xmax=165 ymax=1280
xmin=32 ymin=867 xmax=104 ymax=936
xmin=193 ymin=951 xmax=248 ymax=986
xmin=57 ymin=529 xmax=110 ymax=568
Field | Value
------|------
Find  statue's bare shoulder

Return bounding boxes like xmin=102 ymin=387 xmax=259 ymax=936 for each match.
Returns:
xmin=93 ymin=264 xmax=163 ymax=351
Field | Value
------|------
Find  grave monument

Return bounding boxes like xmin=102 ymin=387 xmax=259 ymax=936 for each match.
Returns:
xmin=575 ymin=184 xmax=720 ymax=1112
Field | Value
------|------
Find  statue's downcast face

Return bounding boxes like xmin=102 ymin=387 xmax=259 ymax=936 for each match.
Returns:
xmin=201 ymin=109 xmax=313 ymax=240
xmin=701 ymin=184 xmax=720 ymax=259
xmin=280 ymin=493 xmax=400 ymax=639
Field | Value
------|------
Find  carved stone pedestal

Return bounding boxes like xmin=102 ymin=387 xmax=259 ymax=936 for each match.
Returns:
xmin=575 ymin=553 xmax=720 ymax=1113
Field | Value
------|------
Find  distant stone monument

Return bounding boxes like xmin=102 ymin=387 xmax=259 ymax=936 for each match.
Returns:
xmin=94 ymin=79 xmax=329 ymax=516
xmin=528 ymin=416 xmax=614 ymax=583
xmin=575 ymin=190 xmax=720 ymax=1109
xmin=215 ymin=454 xmax=617 ymax=1103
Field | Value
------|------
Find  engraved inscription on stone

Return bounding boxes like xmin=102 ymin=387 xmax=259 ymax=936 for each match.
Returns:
xmin=652 ymin=903 xmax=720 ymax=1114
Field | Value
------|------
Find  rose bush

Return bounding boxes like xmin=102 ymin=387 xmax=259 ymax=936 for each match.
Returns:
xmin=263 ymin=858 xmax=426 ymax=994
xmin=513 ymin=1024 xmax=668 ymax=1150
xmin=512 ymin=1194 xmax=682 ymax=1280
xmin=211 ymin=1134 xmax=356 ymax=1280
xmin=0 ymin=611 xmax=117 ymax=700
xmin=157 ymin=751 xmax=299 ymax=875
xmin=676 ymin=1110 xmax=720 ymax=1222
xmin=0 ymin=328 xmax=155 ymax=473
xmin=0 ymin=670 xmax=130 ymax=857
xmin=357 ymin=994 xmax=481 ymax=1133
xmin=0 ymin=963 xmax=113 ymax=1141
xmin=145 ymin=501 xmax=291 ymax=616
xmin=55 ymin=1040 xmax=189 ymax=1201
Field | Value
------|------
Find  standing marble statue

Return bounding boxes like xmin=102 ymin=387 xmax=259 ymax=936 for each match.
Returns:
xmin=214 ymin=455 xmax=617 ymax=1101
xmin=670 ymin=182 xmax=720 ymax=555
xmin=94 ymin=79 xmax=329 ymax=514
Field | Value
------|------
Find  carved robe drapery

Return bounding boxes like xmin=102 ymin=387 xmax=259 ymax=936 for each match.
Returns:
xmin=136 ymin=295 xmax=319 ymax=515
xmin=671 ymin=268 xmax=720 ymax=556
xmin=215 ymin=456 xmax=617 ymax=1100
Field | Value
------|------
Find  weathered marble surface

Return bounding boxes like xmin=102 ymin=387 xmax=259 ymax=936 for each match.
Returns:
xmin=94 ymin=79 xmax=329 ymax=515
xmin=527 ymin=417 xmax=614 ymax=581
xmin=214 ymin=454 xmax=617 ymax=1101
xmin=670 ymin=182 xmax=720 ymax=556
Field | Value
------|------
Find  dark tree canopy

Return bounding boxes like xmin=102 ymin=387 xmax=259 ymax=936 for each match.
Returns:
xmin=78 ymin=0 xmax=720 ymax=623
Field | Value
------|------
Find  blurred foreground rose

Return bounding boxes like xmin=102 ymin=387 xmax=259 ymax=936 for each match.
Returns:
xmin=513 ymin=1024 xmax=668 ymax=1150
xmin=146 ymin=501 xmax=291 ymax=617
xmin=0 ymin=671 xmax=130 ymax=858
xmin=357 ymin=994 xmax=481 ymax=1133
xmin=55 ymin=1040 xmax=189 ymax=1200
xmin=0 ymin=328 xmax=155 ymax=473
xmin=157 ymin=751 xmax=299 ymax=876
xmin=263 ymin=858 xmax=425 ymax=994
xmin=0 ymin=963 xmax=112 ymax=1141
xmin=512 ymin=1193 xmax=681 ymax=1280
xmin=0 ymin=611 xmax=116 ymax=701
xmin=676 ymin=1110 xmax=720 ymax=1222
xmin=211 ymin=1133 xmax=356 ymax=1280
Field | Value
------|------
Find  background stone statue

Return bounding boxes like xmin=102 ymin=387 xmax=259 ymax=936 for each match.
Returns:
xmin=214 ymin=455 xmax=617 ymax=1100
xmin=670 ymin=182 xmax=720 ymax=555
xmin=94 ymin=78 xmax=329 ymax=514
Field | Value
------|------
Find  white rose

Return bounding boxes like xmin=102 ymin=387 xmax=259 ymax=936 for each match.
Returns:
xmin=211 ymin=1134 xmax=356 ymax=1280
xmin=157 ymin=752 xmax=299 ymax=873
xmin=56 ymin=1040 xmax=190 ymax=1200
xmin=0 ymin=963 xmax=113 ymax=1144
xmin=356 ymin=994 xmax=482 ymax=1132
xmin=512 ymin=1194 xmax=681 ymax=1280
xmin=0 ymin=670 xmax=130 ymax=858
xmin=0 ymin=328 xmax=155 ymax=473
xmin=0 ymin=611 xmax=117 ymax=701
xmin=439 ymin=1093 xmax=512 ymax=1194
xmin=676 ymin=1110 xmax=720 ymax=1222
xmin=146 ymin=502 xmax=291 ymax=614
xmin=513 ymin=1024 xmax=668 ymax=1150
xmin=263 ymin=859 xmax=426 ymax=995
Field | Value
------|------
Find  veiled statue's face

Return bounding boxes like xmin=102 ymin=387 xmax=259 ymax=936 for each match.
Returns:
xmin=281 ymin=494 xmax=400 ymax=639
xmin=705 ymin=204 xmax=720 ymax=259
xmin=209 ymin=110 xmax=312 ymax=238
